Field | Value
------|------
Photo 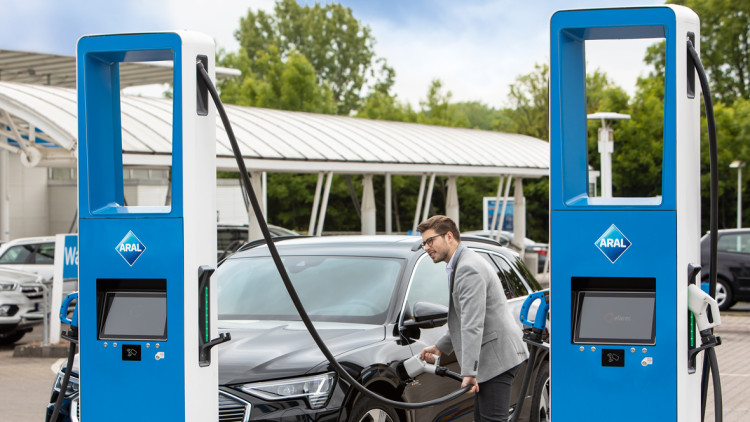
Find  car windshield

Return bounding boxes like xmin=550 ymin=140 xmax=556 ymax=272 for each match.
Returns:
xmin=218 ymin=255 xmax=403 ymax=324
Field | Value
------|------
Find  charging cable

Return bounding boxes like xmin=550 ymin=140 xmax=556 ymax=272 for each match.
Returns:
xmin=687 ymin=38 xmax=723 ymax=422
xmin=197 ymin=62 xmax=470 ymax=409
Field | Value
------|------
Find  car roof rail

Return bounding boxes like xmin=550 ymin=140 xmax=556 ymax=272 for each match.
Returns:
xmin=235 ymin=235 xmax=311 ymax=253
xmin=461 ymin=234 xmax=504 ymax=248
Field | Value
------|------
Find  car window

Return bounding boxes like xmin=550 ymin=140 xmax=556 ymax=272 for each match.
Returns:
xmin=717 ymin=234 xmax=750 ymax=254
xmin=476 ymin=252 xmax=513 ymax=299
xmin=0 ymin=245 xmax=34 ymax=264
xmin=217 ymin=255 xmax=403 ymax=324
xmin=218 ymin=229 xmax=245 ymax=252
xmin=35 ymin=243 xmax=55 ymax=264
xmin=489 ymin=254 xmax=529 ymax=298
xmin=404 ymin=254 xmax=450 ymax=314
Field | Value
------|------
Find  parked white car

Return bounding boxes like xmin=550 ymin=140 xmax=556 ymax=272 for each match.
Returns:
xmin=0 ymin=267 xmax=44 ymax=344
xmin=0 ymin=236 xmax=56 ymax=281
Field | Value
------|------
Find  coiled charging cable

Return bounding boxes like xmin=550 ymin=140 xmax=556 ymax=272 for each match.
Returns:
xmin=687 ymin=38 xmax=723 ymax=422
xmin=197 ymin=62 xmax=469 ymax=410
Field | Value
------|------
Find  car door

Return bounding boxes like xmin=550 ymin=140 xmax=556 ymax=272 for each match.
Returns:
xmin=399 ymin=253 xmax=474 ymax=422
xmin=717 ymin=232 xmax=750 ymax=295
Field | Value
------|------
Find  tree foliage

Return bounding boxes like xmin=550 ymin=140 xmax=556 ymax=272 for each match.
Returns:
xmin=224 ymin=0 xmax=386 ymax=115
xmin=670 ymin=0 xmax=750 ymax=104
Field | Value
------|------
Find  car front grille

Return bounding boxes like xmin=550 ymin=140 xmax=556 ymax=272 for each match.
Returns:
xmin=220 ymin=390 xmax=250 ymax=422
xmin=20 ymin=284 xmax=43 ymax=300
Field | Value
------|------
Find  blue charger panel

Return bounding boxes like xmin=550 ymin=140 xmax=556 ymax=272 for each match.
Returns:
xmin=550 ymin=7 xmax=676 ymax=211
xmin=550 ymin=8 xmax=683 ymax=422
xmin=77 ymin=33 xmax=183 ymax=217
xmin=77 ymin=33 xmax=186 ymax=421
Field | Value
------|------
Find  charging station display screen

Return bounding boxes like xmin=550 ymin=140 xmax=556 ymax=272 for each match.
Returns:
xmin=99 ymin=292 xmax=167 ymax=340
xmin=574 ymin=291 xmax=655 ymax=345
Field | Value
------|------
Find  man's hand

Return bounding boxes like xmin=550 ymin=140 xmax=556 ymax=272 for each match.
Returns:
xmin=462 ymin=376 xmax=478 ymax=394
xmin=420 ymin=345 xmax=442 ymax=364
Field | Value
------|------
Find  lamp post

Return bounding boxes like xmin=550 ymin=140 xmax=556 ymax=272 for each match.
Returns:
xmin=587 ymin=112 xmax=631 ymax=198
xmin=730 ymin=160 xmax=745 ymax=228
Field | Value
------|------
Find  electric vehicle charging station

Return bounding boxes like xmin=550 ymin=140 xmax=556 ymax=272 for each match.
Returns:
xmin=76 ymin=32 xmax=226 ymax=421
xmin=550 ymin=6 xmax=705 ymax=421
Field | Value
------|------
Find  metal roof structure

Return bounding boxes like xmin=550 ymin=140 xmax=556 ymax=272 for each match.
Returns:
xmin=0 ymin=81 xmax=549 ymax=177
xmin=0 ymin=49 xmax=240 ymax=88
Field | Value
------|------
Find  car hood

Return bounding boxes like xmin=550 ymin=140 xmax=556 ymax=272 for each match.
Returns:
xmin=0 ymin=267 xmax=39 ymax=283
xmin=217 ymin=320 xmax=385 ymax=385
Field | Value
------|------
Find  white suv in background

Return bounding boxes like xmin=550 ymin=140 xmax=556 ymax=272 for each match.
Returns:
xmin=0 ymin=267 xmax=44 ymax=344
xmin=0 ymin=236 xmax=56 ymax=281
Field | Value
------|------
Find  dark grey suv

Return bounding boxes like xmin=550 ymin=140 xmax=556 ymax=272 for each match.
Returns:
xmin=700 ymin=228 xmax=750 ymax=310
xmin=48 ymin=235 xmax=550 ymax=422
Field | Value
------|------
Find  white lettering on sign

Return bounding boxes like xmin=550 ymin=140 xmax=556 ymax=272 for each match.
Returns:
xmin=64 ymin=246 xmax=79 ymax=266
xmin=119 ymin=243 xmax=143 ymax=252
xmin=599 ymin=238 xmax=626 ymax=248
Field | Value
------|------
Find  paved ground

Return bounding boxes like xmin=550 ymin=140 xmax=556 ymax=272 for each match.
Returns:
xmin=2 ymin=304 xmax=748 ymax=421
xmin=0 ymin=325 xmax=61 ymax=422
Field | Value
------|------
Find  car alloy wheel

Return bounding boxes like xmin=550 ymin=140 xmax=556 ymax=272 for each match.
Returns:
xmin=530 ymin=362 xmax=550 ymax=422
xmin=537 ymin=375 xmax=550 ymax=421
xmin=715 ymin=279 xmax=733 ymax=311
xmin=358 ymin=409 xmax=394 ymax=422
xmin=352 ymin=397 xmax=399 ymax=422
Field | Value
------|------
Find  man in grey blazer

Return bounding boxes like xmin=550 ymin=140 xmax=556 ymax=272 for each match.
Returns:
xmin=418 ymin=215 xmax=529 ymax=422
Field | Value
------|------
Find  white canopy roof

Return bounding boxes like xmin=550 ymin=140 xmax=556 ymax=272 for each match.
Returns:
xmin=0 ymin=81 xmax=549 ymax=177
xmin=0 ymin=49 xmax=240 ymax=88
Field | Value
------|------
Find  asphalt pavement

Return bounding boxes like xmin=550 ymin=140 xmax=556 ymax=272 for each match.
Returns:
xmin=2 ymin=304 xmax=749 ymax=421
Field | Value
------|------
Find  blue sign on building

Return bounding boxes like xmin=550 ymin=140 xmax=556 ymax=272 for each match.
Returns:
xmin=483 ymin=197 xmax=515 ymax=231
xmin=63 ymin=234 xmax=78 ymax=279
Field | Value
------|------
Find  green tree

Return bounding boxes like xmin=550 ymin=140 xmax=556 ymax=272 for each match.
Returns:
xmin=496 ymin=63 xmax=550 ymax=140
xmin=220 ymin=47 xmax=336 ymax=113
xmin=229 ymin=0 xmax=386 ymax=114
xmin=417 ymin=79 xmax=470 ymax=128
xmin=670 ymin=0 xmax=750 ymax=103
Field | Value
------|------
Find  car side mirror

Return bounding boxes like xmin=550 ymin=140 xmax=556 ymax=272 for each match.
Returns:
xmin=401 ymin=302 xmax=448 ymax=329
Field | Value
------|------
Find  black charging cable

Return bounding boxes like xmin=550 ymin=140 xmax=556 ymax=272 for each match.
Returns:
xmin=50 ymin=324 xmax=78 ymax=421
xmin=687 ymin=38 xmax=723 ymax=422
xmin=197 ymin=62 xmax=470 ymax=410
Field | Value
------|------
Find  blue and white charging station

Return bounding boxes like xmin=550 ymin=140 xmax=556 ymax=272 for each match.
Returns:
xmin=76 ymin=32 xmax=223 ymax=421
xmin=550 ymin=6 xmax=702 ymax=421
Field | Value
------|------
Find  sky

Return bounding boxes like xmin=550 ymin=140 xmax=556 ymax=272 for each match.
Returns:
xmin=0 ymin=0 xmax=665 ymax=109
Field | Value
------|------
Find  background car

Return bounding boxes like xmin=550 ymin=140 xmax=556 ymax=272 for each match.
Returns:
xmin=463 ymin=230 xmax=548 ymax=274
xmin=0 ymin=236 xmax=57 ymax=281
xmin=0 ymin=267 xmax=44 ymax=344
xmin=218 ymin=224 xmax=299 ymax=261
xmin=47 ymin=235 xmax=550 ymax=422
xmin=700 ymin=228 xmax=750 ymax=310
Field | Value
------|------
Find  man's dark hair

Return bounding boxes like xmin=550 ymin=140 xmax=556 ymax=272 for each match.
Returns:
xmin=417 ymin=215 xmax=461 ymax=242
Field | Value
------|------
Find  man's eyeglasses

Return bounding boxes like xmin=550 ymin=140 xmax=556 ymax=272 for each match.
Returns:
xmin=420 ymin=232 xmax=446 ymax=249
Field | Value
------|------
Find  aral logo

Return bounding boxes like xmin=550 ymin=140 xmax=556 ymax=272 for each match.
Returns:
xmin=595 ymin=224 xmax=631 ymax=263
xmin=116 ymin=231 xmax=146 ymax=266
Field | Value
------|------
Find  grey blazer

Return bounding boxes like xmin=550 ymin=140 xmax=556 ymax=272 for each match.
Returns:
xmin=435 ymin=244 xmax=529 ymax=383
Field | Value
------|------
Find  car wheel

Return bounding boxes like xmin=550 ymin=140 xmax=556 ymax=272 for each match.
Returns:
xmin=351 ymin=397 xmax=400 ymax=422
xmin=715 ymin=279 xmax=734 ymax=311
xmin=529 ymin=361 xmax=550 ymax=422
xmin=0 ymin=330 xmax=26 ymax=345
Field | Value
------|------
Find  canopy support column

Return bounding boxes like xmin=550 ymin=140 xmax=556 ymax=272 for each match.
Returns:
xmin=446 ymin=176 xmax=459 ymax=228
xmin=308 ymin=172 xmax=324 ymax=235
xmin=247 ymin=171 xmax=265 ymax=242
xmin=412 ymin=174 xmax=427 ymax=233
xmin=316 ymin=171 xmax=334 ymax=236
xmin=361 ymin=174 xmax=376 ymax=235
xmin=385 ymin=173 xmax=392 ymax=235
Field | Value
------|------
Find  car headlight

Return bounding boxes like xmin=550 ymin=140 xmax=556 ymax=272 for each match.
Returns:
xmin=0 ymin=281 xmax=18 ymax=291
xmin=235 ymin=372 xmax=335 ymax=409
xmin=54 ymin=371 xmax=80 ymax=398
